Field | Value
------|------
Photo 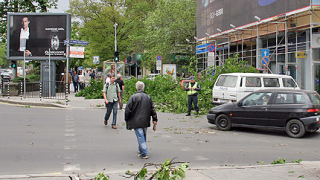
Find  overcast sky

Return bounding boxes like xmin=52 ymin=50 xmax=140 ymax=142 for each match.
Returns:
xmin=49 ymin=0 xmax=70 ymax=13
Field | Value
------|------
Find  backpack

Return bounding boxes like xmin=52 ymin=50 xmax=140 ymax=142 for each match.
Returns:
xmin=105 ymin=82 xmax=119 ymax=93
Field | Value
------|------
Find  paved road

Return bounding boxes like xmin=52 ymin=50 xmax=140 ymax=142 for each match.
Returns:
xmin=0 ymin=102 xmax=320 ymax=177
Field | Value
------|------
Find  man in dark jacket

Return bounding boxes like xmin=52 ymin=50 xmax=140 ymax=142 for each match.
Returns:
xmin=185 ymin=76 xmax=201 ymax=116
xmin=115 ymin=74 xmax=125 ymax=110
xmin=10 ymin=16 xmax=36 ymax=57
xmin=125 ymin=81 xmax=158 ymax=159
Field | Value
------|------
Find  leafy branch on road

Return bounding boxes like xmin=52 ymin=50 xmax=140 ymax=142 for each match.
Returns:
xmin=271 ymin=158 xmax=302 ymax=164
xmin=123 ymin=157 xmax=189 ymax=180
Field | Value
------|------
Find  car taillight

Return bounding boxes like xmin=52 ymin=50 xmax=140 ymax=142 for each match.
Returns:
xmin=231 ymin=100 xmax=237 ymax=102
xmin=307 ymin=109 xmax=319 ymax=112
xmin=214 ymin=98 xmax=218 ymax=101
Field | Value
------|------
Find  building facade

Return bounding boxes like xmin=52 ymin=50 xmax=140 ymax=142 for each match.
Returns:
xmin=197 ymin=0 xmax=320 ymax=91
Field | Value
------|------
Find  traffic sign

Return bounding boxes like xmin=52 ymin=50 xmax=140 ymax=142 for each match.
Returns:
xmin=208 ymin=52 xmax=215 ymax=67
xmin=208 ymin=44 xmax=215 ymax=52
xmin=261 ymin=49 xmax=269 ymax=57
xmin=157 ymin=55 xmax=162 ymax=61
xmin=261 ymin=56 xmax=270 ymax=67
xmin=64 ymin=40 xmax=89 ymax=46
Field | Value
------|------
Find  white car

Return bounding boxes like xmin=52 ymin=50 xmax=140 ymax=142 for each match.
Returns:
xmin=1 ymin=72 xmax=11 ymax=82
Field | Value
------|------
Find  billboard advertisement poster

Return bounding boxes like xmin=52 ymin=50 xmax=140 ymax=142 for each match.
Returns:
xmin=163 ymin=64 xmax=176 ymax=79
xmin=70 ymin=46 xmax=85 ymax=58
xmin=197 ymin=0 xmax=310 ymax=38
xmin=93 ymin=56 xmax=100 ymax=64
xmin=7 ymin=13 xmax=71 ymax=60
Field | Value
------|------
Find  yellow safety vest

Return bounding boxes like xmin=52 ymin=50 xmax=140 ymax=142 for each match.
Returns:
xmin=187 ymin=82 xmax=198 ymax=95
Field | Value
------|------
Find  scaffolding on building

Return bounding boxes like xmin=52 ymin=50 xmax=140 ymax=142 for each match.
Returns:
xmin=196 ymin=3 xmax=320 ymax=90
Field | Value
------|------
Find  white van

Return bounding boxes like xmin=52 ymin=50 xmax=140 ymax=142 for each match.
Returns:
xmin=212 ymin=73 xmax=300 ymax=105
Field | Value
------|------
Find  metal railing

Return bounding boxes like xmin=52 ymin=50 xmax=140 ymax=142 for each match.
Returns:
xmin=0 ymin=79 xmax=67 ymax=100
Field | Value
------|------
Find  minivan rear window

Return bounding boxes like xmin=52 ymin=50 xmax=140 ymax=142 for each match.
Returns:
xmin=307 ymin=93 xmax=320 ymax=104
xmin=216 ymin=75 xmax=237 ymax=87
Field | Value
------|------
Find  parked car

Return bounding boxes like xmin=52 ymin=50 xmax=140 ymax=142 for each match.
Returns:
xmin=0 ymin=72 xmax=11 ymax=82
xmin=207 ymin=89 xmax=320 ymax=138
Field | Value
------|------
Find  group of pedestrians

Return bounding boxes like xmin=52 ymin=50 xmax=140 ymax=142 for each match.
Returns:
xmin=102 ymin=74 xmax=157 ymax=159
xmin=71 ymin=70 xmax=86 ymax=93
xmin=61 ymin=70 xmax=86 ymax=94
xmin=101 ymin=73 xmax=201 ymax=159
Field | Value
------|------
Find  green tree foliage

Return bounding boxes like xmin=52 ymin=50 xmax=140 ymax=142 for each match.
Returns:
xmin=212 ymin=54 xmax=258 ymax=82
xmin=124 ymin=158 xmax=189 ymax=180
xmin=123 ymin=0 xmax=158 ymax=54
xmin=67 ymin=0 xmax=196 ymax=70
xmin=68 ymin=0 xmax=127 ymax=69
xmin=141 ymin=0 xmax=196 ymax=70
xmin=0 ymin=42 xmax=6 ymax=67
xmin=0 ymin=0 xmax=57 ymax=42
xmin=76 ymin=79 xmax=104 ymax=99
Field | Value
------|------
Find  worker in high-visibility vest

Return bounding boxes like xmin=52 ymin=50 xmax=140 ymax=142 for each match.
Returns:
xmin=185 ymin=76 xmax=201 ymax=116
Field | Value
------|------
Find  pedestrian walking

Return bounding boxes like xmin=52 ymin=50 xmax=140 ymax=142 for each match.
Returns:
xmin=115 ymin=74 xmax=125 ymax=110
xmin=125 ymin=81 xmax=158 ymax=159
xmin=181 ymin=71 xmax=185 ymax=78
xmin=89 ymin=70 xmax=95 ymax=80
xmin=103 ymin=74 xmax=121 ymax=129
xmin=72 ymin=70 xmax=79 ymax=93
xmin=79 ymin=70 xmax=85 ymax=90
xmin=61 ymin=70 xmax=72 ymax=94
xmin=105 ymin=73 xmax=111 ymax=84
xmin=185 ymin=76 xmax=201 ymax=116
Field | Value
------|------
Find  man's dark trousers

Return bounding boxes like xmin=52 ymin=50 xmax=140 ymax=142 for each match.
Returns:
xmin=188 ymin=95 xmax=199 ymax=112
xmin=105 ymin=101 xmax=118 ymax=126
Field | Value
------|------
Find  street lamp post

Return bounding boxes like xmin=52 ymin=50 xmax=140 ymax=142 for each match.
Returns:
xmin=114 ymin=22 xmax=118 ymax=75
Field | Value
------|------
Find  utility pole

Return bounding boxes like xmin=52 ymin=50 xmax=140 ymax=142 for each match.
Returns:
xmin=114 ymin=22 xmax=118 ymax=75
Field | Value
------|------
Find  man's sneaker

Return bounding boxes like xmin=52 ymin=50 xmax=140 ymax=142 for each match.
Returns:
xmin=112 ymin=125 xmax=117 ymax=129
xmin=104 ymin=120 xmax=108 ymax=125
xmin=138 ymin=154 xmax=148 ymax=159
xmin=186 ymin=113 xmax=191 ymax=116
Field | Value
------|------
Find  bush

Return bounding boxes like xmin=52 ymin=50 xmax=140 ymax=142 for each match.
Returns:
xmin=76 ymin=79 xmax=104 ymax=99
xmin=78 ymin=54 xmax=258 ymax=115
xmin=123 ymin=74 xmax=214 ymax=114
xmin=12 ymin=74 xmax=40 ymax=82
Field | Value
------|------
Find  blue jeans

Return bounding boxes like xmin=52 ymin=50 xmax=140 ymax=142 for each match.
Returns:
xmin=134 ymin=128 xmax=148 ymax=156
xmin=188 ymin=95 xmax=199 ymax=112
xmin=73 ymin=82 xmax=78 ymax=92
xmin=105 ymin=101 xmax=118 ymax=126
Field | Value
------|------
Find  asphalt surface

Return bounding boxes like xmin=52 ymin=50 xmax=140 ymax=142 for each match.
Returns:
xmin=0 ymin=93 xmax=320 ymax=180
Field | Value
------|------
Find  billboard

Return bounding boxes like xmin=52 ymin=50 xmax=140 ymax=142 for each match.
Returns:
xmin=7 ymin=13 xmax=71 ymax=60
xmin=197 ymin=0 xmax=310 ymax=38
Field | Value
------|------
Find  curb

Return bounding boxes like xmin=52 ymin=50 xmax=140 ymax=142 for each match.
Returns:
xmin=0 ymin=163 xmax=308 ymax=180
xmin=0 ymin=98 xmax=67 ymax=108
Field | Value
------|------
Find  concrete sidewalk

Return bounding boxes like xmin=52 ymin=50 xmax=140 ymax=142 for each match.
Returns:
xmin=0 ymin=92 xmax=106 ymax=109
xmin=0 ymin=161 xmax=319 ymax=180
xmin=1 ymin=94 xmax=320 ymax=179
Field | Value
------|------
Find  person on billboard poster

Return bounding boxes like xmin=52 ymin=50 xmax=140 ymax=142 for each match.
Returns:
xmin=10 ymin=16 xmax=36 ymax=57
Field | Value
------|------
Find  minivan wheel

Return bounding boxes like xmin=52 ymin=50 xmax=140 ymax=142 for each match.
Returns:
xmin=286 ymin=119 xmax=305 ymax=138
xmin=215 ymin=114 xmax=232 ymax=131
